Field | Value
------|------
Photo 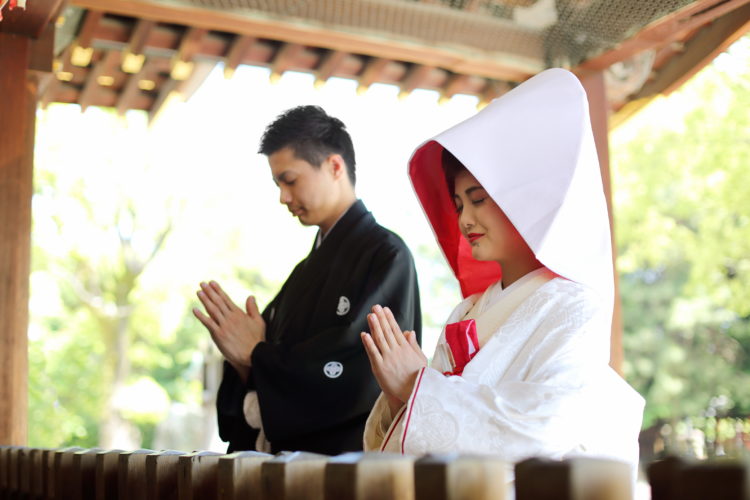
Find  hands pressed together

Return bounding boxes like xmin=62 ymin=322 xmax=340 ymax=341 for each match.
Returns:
xmin=193 ymin=282 xmax=424 ymax=413
xmin=193 ymin=281 xmax=265 ymax=383
xmin=361 ymin=305 xmax=427 ymax=415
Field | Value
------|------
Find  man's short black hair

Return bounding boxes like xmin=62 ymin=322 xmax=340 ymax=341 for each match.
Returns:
xmin=258 ymin=105 xmax=356 ymax=186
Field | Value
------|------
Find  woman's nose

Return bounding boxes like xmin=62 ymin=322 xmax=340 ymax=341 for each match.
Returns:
xmin=459 ymin=208 xmax=474 ymax=230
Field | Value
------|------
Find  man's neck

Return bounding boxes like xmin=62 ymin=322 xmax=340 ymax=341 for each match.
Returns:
xmin=318 ymin=195 xmax=357 ymax=236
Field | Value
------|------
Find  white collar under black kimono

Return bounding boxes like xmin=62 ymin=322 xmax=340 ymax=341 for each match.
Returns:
xmin=314 ymin=200 xmax=357 ymax=249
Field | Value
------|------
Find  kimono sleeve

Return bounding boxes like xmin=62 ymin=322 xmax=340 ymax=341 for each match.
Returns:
xmin=251 ymin=243 xmax=421 ymax=444
xmin=215 ymin=295 xmax=281 ymax=452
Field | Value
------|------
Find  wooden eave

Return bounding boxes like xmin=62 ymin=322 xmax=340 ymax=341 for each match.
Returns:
xmin=3 ymin=0 xmax=750 ymax=125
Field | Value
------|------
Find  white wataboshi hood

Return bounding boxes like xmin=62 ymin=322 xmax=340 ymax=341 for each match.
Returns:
xmin=409 ymin=68 xmax=613 ymax=309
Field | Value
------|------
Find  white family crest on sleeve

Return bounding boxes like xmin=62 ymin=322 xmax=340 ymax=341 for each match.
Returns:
xmin=324 ymin=361 xmax=344 ymax=378
xmin=336 ymin=296 xmax=350 ymax=316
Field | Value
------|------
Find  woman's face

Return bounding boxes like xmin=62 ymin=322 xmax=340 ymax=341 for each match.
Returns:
xmin=453 ymin=169 xmax=532 ymax=264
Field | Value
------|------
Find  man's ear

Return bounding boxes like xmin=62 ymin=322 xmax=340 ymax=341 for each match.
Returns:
xmin=327 ymin=153 xmax=347 ymax=180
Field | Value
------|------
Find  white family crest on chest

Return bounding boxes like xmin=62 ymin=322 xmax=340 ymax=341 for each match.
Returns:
xmin=336 ymin=296 xmax=350 ymax=316
xmin=323 ymin=361 xmax=343 ymax=378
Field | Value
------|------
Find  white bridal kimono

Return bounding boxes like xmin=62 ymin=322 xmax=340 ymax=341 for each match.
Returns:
xmin=363 ymin=68 xmax=644 ymax=477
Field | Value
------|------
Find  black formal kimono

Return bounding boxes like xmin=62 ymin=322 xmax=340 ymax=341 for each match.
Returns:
xmin=217 ymin=200 xmax=421 ymax=454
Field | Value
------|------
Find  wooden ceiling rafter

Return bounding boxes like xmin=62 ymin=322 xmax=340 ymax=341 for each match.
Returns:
xmin=121 ymin=19 xmax=155 ymax=74
xmin=314 ymin=50 xmax=349 ymax=88
xmin=170 ymin=26 xmax=208 ymax=80
xmin=75 ymin=9 xmax=102 ymax=49
xmin=223 ymin=34 xmax=256 ymax=78
xmin=16 ymin=1 xmax=750 ymax=121
xmin=78 ymin=49 xmax=120 ymax=112
xmin=69 ymin=9 xmax=102 ymax=68
xmin=399 ymin=64 xmax=437 ymax=98
xmin=642 ymin=3 xmax=750 ymax=98
xmin=479 ymin=79 xmax=512 ymax=108
xmin=439 ymin=73 xmax=473 ymax=103
xmin=269 ymin=43 xmax=306 ymax=83
xmin=148 ymin=78 xmax=178 ymax=123
xmin=177 ymin=60 xmax=218 ymax=102
xmin=578 ymin=0 xmax=750 ymax=71
xmin=70 ymin=0 xmax=540 ymax=82
xmin=117 ymin=56 xmax=157 ymax=115
xmin=357 ymin=57 xmax=391 ymax=94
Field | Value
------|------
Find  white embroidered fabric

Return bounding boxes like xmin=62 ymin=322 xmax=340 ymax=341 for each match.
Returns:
xmin=364 ymin=278 xmax=644 ymax=479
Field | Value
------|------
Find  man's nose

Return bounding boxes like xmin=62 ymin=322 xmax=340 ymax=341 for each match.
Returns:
xmin=279 ymin=186 xmax=292 ymax=205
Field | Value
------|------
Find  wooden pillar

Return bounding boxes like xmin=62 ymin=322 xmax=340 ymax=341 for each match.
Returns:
xmin=0 ymin=31 xmax=35 ymax=446
xmin=578 ymin=70 xmax=623 ymax=374
xmin=0 ymin=0 xmax=62 ymax=447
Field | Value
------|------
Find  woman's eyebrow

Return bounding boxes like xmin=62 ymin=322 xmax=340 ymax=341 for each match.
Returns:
xmin=464 ymin=186 xmax=485 ymax=196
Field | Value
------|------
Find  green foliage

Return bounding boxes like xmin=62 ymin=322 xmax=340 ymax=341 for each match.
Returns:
xmin=614 ymin=37 xmax=750 ymax=430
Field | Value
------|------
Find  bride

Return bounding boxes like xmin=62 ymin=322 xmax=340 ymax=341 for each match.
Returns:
xmin=360 ymin=68 xmax=644 ymax=477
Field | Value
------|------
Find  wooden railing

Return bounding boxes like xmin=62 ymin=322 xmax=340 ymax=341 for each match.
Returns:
xmin=0 ymin=445 xmax=732 ymax=499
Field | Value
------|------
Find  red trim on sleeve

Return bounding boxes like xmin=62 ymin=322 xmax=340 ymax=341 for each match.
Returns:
xmin=380 ymin=405 xmax=406 ymax=452
xmin=401 ymin=366 xmax=427 ymax=454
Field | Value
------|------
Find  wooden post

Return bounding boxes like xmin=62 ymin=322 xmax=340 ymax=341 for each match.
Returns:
xmin=95 ymin=449 xmax=124 ymax=500
xmin=325 ymin=452 xmax=416 ymax=500
xmin=0 ymin=32 xmax=34 ymax=447
xmin=177 ymin=450 xmax=223 ymax=500
xmin=0 ymin=0 xmax=62 ymax=448
xmin=648 ymin=456 xmax=689 ymax=500
xmin=515 ymin=457 xmax=632 ymax=500
xmin=261 ymin=451 xmax=328 ymax=500
xmin=674 ymin=460 xmax=750 ymax=500
xmin=117 ymin=449 xmax=155 ymax=500
xmin=71 ymin=448 xmax=104 ymax=500
xmin=146 ymin=450 xmax=186 ymax=500
xmin=578 ymin=70 xmax=624 ymax=374
xmin=414 ymin=454 xmax=509 ymax=500
xmin=217 ymin=451 xmax=271 ymax=500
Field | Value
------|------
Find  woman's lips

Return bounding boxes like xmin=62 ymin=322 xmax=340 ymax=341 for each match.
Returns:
xmin=467 ymin=233 xmax=484 ymax=243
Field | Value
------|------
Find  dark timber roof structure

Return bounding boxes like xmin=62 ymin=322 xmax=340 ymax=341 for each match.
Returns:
xmin=7 ymin=0 xmax=750 ymax=124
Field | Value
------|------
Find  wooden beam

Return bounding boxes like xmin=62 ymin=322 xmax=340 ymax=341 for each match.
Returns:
xmin=177 ymin=60 xmax=217 ymax=102
xmin=269 ymin=43 xmax=305 ymax=83
xmin=121 ymin=19 xmax=155 ymax=74
xmin=28 ymin=21 xmax=55 ymax=72
xmin=223 ymin=34 xmax=256 ymax=78
xmin=70 ymin=0 xmax=541 ymax=81
xmin=76 ymin=9 xmax=103 ymax=49
xmin=478 ymin=79 xmax=512 ymax=107
xmin=638 ymin=3 xmax=750 ymax=98
xmin=399 ymin=64 xmax=435 ymax=98
xmin=357 ymin=57 xmax=390 ymax=94
xmin=439 ymin=73 xmax=473 ymax=102
xmin=67 ymin=10 xmax=103 ymax=68
xmin=148 ymin=78 xmax=179 ymax=124
xmin=0 ymin=32 xmax=35 ymax=446
xmin=39 ymin=43 xmax=73 ymax=109
xmin=117 ymin=56 xmax=156 ymax=116
xmin=170 ymin=26 xmax=208 ymax=80
xmin=78 ymin=50 xmax=120 ymax=111
xmin=579 ymin=0 xmax=750 ymax=70
xmin=0 ymin=0 xmax=64 ymax=38
xmin=314 ymin=50 xmax=348 ymax=88
xmin=578 ymin=70 xmax=623 ymax=374
xmin=126 ymin=18 xmax=155 ymax=55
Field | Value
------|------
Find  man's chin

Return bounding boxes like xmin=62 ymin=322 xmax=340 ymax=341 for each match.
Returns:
xmin=295 ymin=214 xmax=315 ymax=227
